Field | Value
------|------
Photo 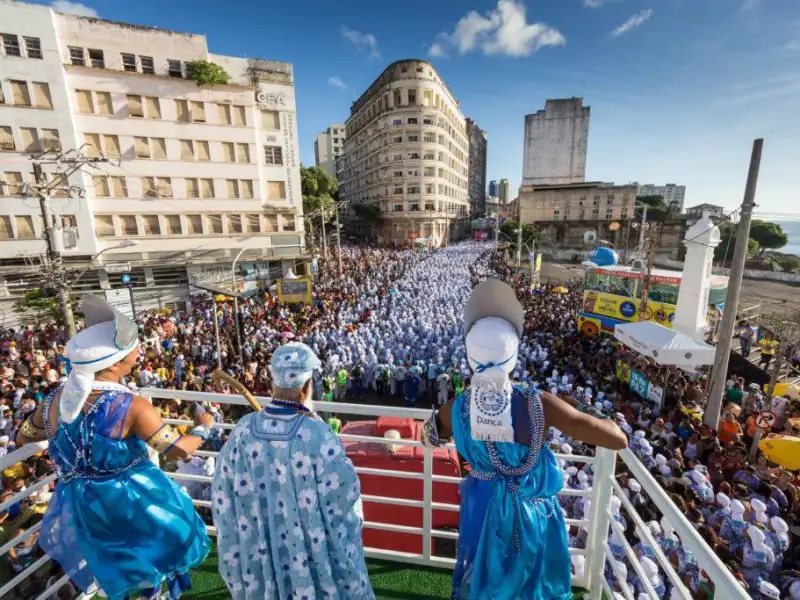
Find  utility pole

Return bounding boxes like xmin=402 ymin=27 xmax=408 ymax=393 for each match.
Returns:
xmin=638 ymin=224 xmax=660 ymax=322
xmin=334 ymin=202 xmax=343 ymax=275
xmin=321 ymin=208 xmax=329 ymax=260
xmin=516 ymin=197 xmax=523 ymax=267
xmin=638 ymin=204 xmax=649 ymax=256
xmin=706 ymin=138 xmax=764 ymax=429
xmin=26 ymin=149 xmax=109 ymax=338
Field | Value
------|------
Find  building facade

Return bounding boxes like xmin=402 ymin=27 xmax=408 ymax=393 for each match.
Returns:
xmin=0 ymin=1 xmax=304 ymax=311
xmin=340 ymin=59 xmax=469 ymax=245
xmin=635 ymin=182 xmax=687 ymax=212
xmin=522 ymin=98 xmax=589 ymax=187
xmin=314 ymin=124 xmax=345 ymax=178
xmin=466 ymin=118 xmax=487 ymax=217
xmin=488 ymin=180 xmax=498 ymax=198
xmin=498 ymin=178 xmax=511 ymax=205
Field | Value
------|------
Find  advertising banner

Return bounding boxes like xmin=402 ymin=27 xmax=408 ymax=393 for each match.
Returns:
xmin=277 ymin=278 xmax=312 ymax=304
xmin=616 ymin=359 xmax=664 ymax=410
xmin=582 ymin=291 xmax=675 ymax=328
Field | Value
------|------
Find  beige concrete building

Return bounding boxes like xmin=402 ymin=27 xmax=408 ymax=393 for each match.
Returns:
xmin=340 ymin=59 xmax=469 ymax=245
xmin=519 ymin=181 xmax=637 ymax=224
xmin=314 ymin=124 xmax=345 ymax=178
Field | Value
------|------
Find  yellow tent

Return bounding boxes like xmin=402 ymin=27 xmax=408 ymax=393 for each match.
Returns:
xmin=765 ymin=383 xmax=800 ymax=399
xmin=759 ymin=435 xmax=800 ymax=471
xmin=551 ymin=286 xmax=569 ymax=294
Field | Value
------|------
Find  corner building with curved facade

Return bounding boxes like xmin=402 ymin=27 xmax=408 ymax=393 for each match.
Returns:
xmin=341 ymin=60 xmax=469 ymax=246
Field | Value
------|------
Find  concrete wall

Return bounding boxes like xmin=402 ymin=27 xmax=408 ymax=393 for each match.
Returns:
xmin=522 ymin=98 xmax=589 ymax=186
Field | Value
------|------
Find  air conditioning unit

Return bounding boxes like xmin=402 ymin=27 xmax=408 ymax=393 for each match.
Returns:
xmin=583 ymin=230 xmax=597 ymax=244
xmin=630 ymin=259 xmax=646 ymax=271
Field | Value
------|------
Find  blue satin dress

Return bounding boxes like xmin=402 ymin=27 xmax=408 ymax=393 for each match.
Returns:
xmin=38 ymin=388 xmax=210 ymax=599
xmin=451 ymin=386 xmax=571 ymax=600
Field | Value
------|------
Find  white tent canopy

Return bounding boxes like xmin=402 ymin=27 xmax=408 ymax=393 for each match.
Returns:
xmin=614 ymin=321 xmax=717 ymax=367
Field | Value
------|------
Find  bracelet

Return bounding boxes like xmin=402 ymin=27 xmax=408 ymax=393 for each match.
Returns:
xmin=187 ymin=425 xmax=211 ymax=441
xmin=146 ymin=424 xmax=181 ymax=454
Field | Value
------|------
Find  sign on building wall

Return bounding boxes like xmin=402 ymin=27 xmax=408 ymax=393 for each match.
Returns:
xmin=255 ymin=91 xmax=287 ymax=108
xmin=281 ymin=112 xmax=298 ymax=205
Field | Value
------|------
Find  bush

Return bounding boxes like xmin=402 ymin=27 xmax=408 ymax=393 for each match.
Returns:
xmin=186 ymin=60 xmax=231 ymax=86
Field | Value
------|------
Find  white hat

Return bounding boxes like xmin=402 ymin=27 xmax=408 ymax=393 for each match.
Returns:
xmin=577 ymin=471 xmax=589 ymax=484
xmin=634 ymin=430 xmax=646 ymax=439
xmin=566 ymin=466 xmax=578 ymax=475
xmin=0 ymin=435 xmax=8 ymax=444
xmin=561 ymin=443 xmax=573 ymax=455
xmin=751 ymin=498 xmax=767 ymax=513
xmin=716 ymin=493 xmax=730 ymax=508
xmin=790 ymin=580 xmax=800 ymax=600
xmin=655 ymin=454 xmax=667 ymax=466
xmin=648 ymin=521 xmax=662 ymax=536
xmin=758 ymin=580 xmax=780 ymax=599
xmin=730 ymin=500 xmax=745 ymax=515
xmin=770 ymin=516 xmax=788 ymax=533
xmin=628 ymin=479 xmax=642 ymax=493
xmin=571 ymin=555 xmax=586 ymax=579
xmin=641 ymin=557 xmax=659 ymax=582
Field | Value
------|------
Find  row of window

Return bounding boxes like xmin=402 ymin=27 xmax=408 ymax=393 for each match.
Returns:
xmin=0 ymin=126 xmax=60 ymax=152
xmin=80 ymin=132 xmax=283 ymax=165
xmin=93 ymin=213 xmax=295 ymax=238
xmin=68 ymin=48 xmax=193 ymax=80
xmin=0 ymin=171 xmax=287 ymax=201
xmin=1 ymin=33 xmax=43 ymax=59
xmin=0 ymin=80 xmax=53 ymax=109
xmin=76 ymin=90 xmax=280 ymax=129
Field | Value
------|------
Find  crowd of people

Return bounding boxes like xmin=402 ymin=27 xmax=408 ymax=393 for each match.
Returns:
xmin=1 ymin=241 xmax=799 ymax=598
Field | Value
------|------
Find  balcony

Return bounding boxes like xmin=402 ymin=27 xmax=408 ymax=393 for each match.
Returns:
xmin=0 ymin=391 xmax=749 ymax=600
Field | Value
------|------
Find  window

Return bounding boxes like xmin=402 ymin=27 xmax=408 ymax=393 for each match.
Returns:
xmin=42 ymin=129 xmax=60 ymax=151
xmin=407 ymin=135 xmax=418 ymax=142
xmin=88 ymin=49 xmax=104 ymax=68
xmin=392 ymin=119 xmax=402 ymax=126
xmin=145 ymin=96 xmax=160 ymax=119
xmin=264 ymin=145 xmax=283 ymax=165
xmin=393 ymin=170 xmax=402 ymax=178
xmin=84 ymin=133 xmax=101 ymax=156
xmin=95 ymin=91 xmax=112 ymax=115
xmin=208 ymin=215 xmax=223 ymax=234
xmin=143 ymin=215 xmax=160 ymax=235
xmin=61 ymin=215 xmax=77 ymax=230
xmin=233 ymin=105 xmax=246 ymax=126
xmin=185 ymin=178 xmax=199 ymax=198
xmin=111 ymin=176 xmax=127 ymax=197
xmin=228 ymin=215 xmax=242 ymax=233
xmin=226 ymin=179 xmax=239 ymax=199
xmin=24 ymin=37 xmax=42 ymax=59
xmin=246 ymin=214 xmax=261 ymax=233
xmin=261 ymin=109 xmax=280 ymax=130
xmin=424 ymin=167 xmax=435 ymax=177
xmin=95 ymin=215 xmax=114 ymax=237
xmin=393 ymin=186 xmax=403 ymax=195
xmin=190 ymin=101 xmax=205 ymax=122
xmin=0 ymin=127 xmax=14 ymax=151
xmin=141 ymin=177 xmax=156 ymax=198
xmin=218 ymin=104 xmax=232 ymax=125
xmin=2 ymin=33 xmax=20 ymax=57
xmin=76 ymin=90 xmax=94 ymax=113
xmin=127 ymin=95 xmax=144 ymax=117
xmin=266 ymin=181 xmax=286 ymax=200
xmin=196 ymin=140 xmax=210 ymax=161
xmin=2 ymin=172 xmax=24 ymax=195
xmin=241 ymin=180 xmax=253 ymax=198
xmin=69 ymin=46 xmax=84 ymax=66
xmin=119 ymin=215 xmax=137 ymax=236
xmin=235 ymin=143 xmax=249 ymax=163
xmin=30 ymin=82 xmax=52 ymax=109
xmin=407 ymin=118 xmax=418 ymax=125
xmin=175 ymin=100 xmax=190 ymax=122
xmin=121 ymin=53 xmax=136 ymax=72
xmin=393 ymin=203 xmax=402 ymax=212
xmin=282 ymin=215 xmax=296 ymax=231
xmin=134 ymin=137 xmax=150 ymax=158
xmin=19 ymin=127 xmax=40 ymax=152
xmin=408 ymin=186 xmax=420 ymax=195
xmin=186 ymin=215 xmax=202 ymax=234
xmin=392 ymin=136 xmax=402 ymax=143
xmin=168 ymin=60 xmax=182 ymax=77
xmin=15 ymin=216 xmax=35 ymax=238
xmin=221 ymin=142 xmax=235 ymax=162
xmin=103 ymin=134 xmax=121 ymax=158
xmin=408 ymin=152 xmax=420 ymax=160
xmin=140 ymin=56 xmax=155 ymax=75
xmin=93 ymin=176 xmax=110 ymax=196
xmin=157 ymin=177 xmax=172 ymax=197
xmin=264 ymin=215 xmax=278 ymax=232
xmin=200 ymin=178 xmax=214 ymax=198
xmin=425 ymin=184 xmax=434 ymax=194
xmin=165 ymin=215 xmax=181 ymax=234
xmin=0 ymin=216 xmax=9 ymax=239
xmin=10 ymin=80 xmax=31 ymax=106
xmin=179 ymin=139 xmax=194 ymax=160
xmin=393 ymin=154 xmax=402 ymax=161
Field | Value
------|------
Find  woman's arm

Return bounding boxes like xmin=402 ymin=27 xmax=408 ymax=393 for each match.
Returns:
xmin=15 ymin=405 xmax=47 ymax=448
xmin=541 ymin=392 xmax=628 ymax=450
xmin=127 ymin=395 xmax=215 ymax=461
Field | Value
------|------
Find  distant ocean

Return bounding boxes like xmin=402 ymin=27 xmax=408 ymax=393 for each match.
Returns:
xmin=774 ymin=220 xmax=800 ymax=256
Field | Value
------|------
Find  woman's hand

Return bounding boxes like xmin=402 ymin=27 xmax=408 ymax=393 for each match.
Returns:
xmin=196 ymin=412 xmax=215 ymax=427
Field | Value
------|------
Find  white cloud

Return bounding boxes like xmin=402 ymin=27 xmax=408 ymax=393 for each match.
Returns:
xmin=341 ymin=26 xmax=380 ymax=60
xmin=787 ymin=39 xmax=800 ymax=51
xmin=328 ymin=76 xmax=347 ymax=90
xmin=428 ymin=43 xmax=449 ymax=59
xmin=583 ymin=0 xmax=609 ymax=7
xmin=610 ymin=9 xmax=653 ymax=38
xmin=50 ymin=1 xmax=98 ymax=17
xmin=430 ymin=0 xmax=565 ymax=59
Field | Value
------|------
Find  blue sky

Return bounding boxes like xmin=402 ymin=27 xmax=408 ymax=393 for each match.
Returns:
xmin=41 ymin=0 xmax=800 ymax=213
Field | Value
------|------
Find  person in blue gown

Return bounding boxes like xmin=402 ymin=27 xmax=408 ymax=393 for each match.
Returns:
xmin=15 ymin=295 xmax=212 ymax=600
xmin=422 ymin=280 xmax=628 ymax=600
xmin=211 ymin=342 xmax=374 ymax=599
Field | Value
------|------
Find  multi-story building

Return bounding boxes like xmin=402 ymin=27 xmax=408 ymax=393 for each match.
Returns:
xmin=498 ymin=178 xmax=511 ymax=206
xmin=685 ymin=203 xmax=724 ymax=225
xmin=314 ymin=124 xmax=345 ymax=178
xmin=340 ymin=60 xmax=469 ymax=245
xmin=634 ymin=182 xmax=687 ymax=212
xmin=522 ymin=98 xmax=590 ymax=187
xmin=488 ymin=180 xmax=498 ymax=198
xmin=0 ymin=1 xmax=304 ymax=311
xmin=466 ymin=118 xmax=487 ymax=217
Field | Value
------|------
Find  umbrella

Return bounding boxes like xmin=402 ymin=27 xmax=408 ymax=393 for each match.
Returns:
xmin=280 ymin=331 xmax=295 ymax=340
xmin=759 ymin=435 xmax=800 ymax=471
xmin=551 ymin=286 xmax=569 ymax=294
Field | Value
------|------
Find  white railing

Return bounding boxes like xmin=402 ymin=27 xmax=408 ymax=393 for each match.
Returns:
xmin=0 ymin=389 xmax=749 ymax=599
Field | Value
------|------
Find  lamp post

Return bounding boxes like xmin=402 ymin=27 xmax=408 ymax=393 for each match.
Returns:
xmin=70 ymin=239 xmax=140 ymax=289
xmin=231 ymin=247 xmax=246 ymax=366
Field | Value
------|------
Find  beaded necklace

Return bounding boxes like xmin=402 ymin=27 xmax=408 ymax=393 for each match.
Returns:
xmin=271 ymin=398 xmax=318 ymax=419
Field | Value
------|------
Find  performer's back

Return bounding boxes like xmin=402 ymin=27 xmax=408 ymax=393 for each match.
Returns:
xmin=212 ymin=404 xmax=374 ymax=599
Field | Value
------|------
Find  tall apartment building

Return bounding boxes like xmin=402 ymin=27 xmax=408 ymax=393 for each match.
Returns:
xmin=314 ymin=124 xmax=345 ymax=178
xmin=634 ymin=182 xmax=687 ymax=212
xmin=340 ymin=59 xmax=469 ymax=245
xmin=0 ymin=1 xmax=304 ymax=311
xmin=522 ymin=98 xmax=590 ymax=187
xmin=466 ymin=118 xmax=487 ymax=217
xmin=488 ymin=180 xmax=498 ymax=198
xmin=498 ymin=178 xmax=511 ymax=205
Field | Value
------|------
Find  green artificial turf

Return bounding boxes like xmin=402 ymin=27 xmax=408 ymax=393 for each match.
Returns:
xmin=182 ymin=543 xmax=588 ymax=599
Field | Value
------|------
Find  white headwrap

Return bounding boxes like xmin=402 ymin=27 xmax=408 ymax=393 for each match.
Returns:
xmin=465 ymin=317 xmax=518 ymax=443
xmin=61 ymin=295 xmax=139 ymax=423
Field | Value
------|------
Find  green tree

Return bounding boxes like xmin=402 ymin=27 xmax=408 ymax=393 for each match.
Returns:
xmin=14 ymin=289 xmax=62 ymax=325
xmin=353 ymin=203 xmax=383 ymax=224
xmin=636 ymin=195 xmax=669 ymax=221
xmin=714 ymin=225 xmax=759 ymax=262
xmin=500 ymin=220 xmax=538 ymax=247
xmin=749 ymin=220 xmax=789 ymax=258
xmin=185 ymin=60 xmax=231 ymax=86
xmin=301 ymin=165 xmax=337 ymax=217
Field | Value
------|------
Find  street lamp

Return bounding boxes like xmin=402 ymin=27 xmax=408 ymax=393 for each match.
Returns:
xmin=70 ymin=239 xmax=140 ymax=288
xmin=231 ymin=247 xmax=246 ymax=366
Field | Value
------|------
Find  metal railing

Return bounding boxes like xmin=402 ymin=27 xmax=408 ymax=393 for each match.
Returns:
xmin=0 ymin=390 xmax=749 ymax=599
